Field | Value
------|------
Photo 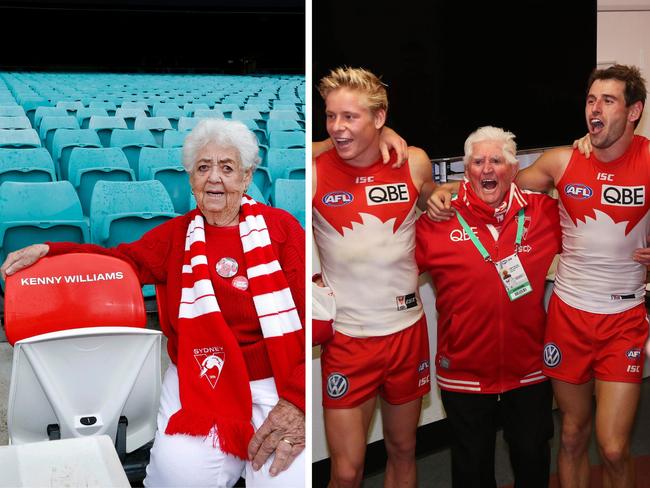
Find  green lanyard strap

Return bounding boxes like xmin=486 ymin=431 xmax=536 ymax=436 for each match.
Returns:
xmin=455 ymin=208 xmax=526 ymax=263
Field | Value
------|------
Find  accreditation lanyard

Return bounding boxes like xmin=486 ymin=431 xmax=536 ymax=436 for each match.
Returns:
xmin=455 ymin=208 xmax=532 ymax=301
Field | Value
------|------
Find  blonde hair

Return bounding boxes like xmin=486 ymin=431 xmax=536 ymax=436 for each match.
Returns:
xmin=318 ymin=67 xmax=388 ymax=113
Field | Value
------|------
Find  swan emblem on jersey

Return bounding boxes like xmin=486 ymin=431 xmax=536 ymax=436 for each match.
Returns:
xmin=194 ymin=347 xmax=225 ymax=389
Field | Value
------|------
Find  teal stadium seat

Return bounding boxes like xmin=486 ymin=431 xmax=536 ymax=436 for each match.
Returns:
xmin=33 ymin=107 xmax=67 ymax=130
xmin=68 ymin=147 xmax=135 ymax=215
xmin=114 ymin=108 xmax=147 ymax=130
xmin=0 ymin=181 xmax=89 ymax=266
xmin=0 ymin=116 xmax=31 ymax=129
xmin=252 ymin=166 xmax=272 ymax=203
xmin=109 ymin=129 xmax=158 ymax=175
xmin=138 ymin=147 xmax=190 ymax=214
xmin=193 ymin=109 xmax=225 ymax=120
xmin=243 ymin=103 xmax=270 ymax=114
xmin=55 ymin=101 xmax=84 ymax=114
xmin=269 ymin=110 xmax=302 ymax=121
xmin=51 ymin=129 xmax=102 ymax=180
xmin=89 ymin=180 xmax=176 ymax=248
xmin=88 ymin=101 xmax=117 ymax=116
xmin=213 ymin=104 xmax=238 ymax=116
xmin=39 ymin=116 xmax=80 ymax=153
xmin=21 ymin=98 xmax=52 ymax=126
xmin=183 ymin=103 xmax=210 ymax=116
xmin=0 ymin=106 xmax=26 ymax=117
xmin=266 ymin=119 xmax=302 ymax=132
xmin=237 ymin=118 xmax=267 ymax=146
xmin=133 ymin=116 xmax=172 ymax=147
xmin=273 ymin=103 xmax=298 ymax=111
xmin=268 ymin=130 xmax=305 ymax=149
xmin=162 ymin=130 xmax=188 ymax=148
xmin=177 ymin=117 xmax=200 ymax=132
xmin=120 ymin=101 xmax=150 ymax=115
xmin=88 ymin=116 xmax=128 ymax=147
xmin=231 ymin=110 xmax=263 ymax=122
xmin=153 ymin=106 xmax=184 ymax=130
xmin=0 ymin=129 xmax=41 ymax=149
xmin=76 ymin=108 xmax=109 ymax=129
xmin=265 ymin=148 xmax=305 ymax=181
xmin=246 ymin=181 xmax=267 ymax=205
xmin=0 ymin=148 xmax=56 ymax=184
xmin=272 ymin=179 xmax=305 ymax=227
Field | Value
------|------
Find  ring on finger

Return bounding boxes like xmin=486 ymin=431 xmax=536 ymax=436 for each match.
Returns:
xmin=280 ymin=438 xmax=294 ymax=447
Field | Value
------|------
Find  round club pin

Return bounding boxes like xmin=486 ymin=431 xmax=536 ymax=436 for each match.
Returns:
xmin=216 ymin=257 xmax=238 ymax=278
xmin=232 ymin=275 xmax=249 ymax=290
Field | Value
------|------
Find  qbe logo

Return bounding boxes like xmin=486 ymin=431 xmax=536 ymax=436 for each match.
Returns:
xmin=365 ymin=183 xmax=409 ymax=206
xmin=564 ymin=183 xmax=593 ymax=200
xmin=449 ymin=226 xmax=478 ymax=242
xmin=323 ymin=191 xmax=353 ymax=207
xmin=327 ymin=372 xmax=349 ymax=399
xmin=543 ymin=343 xmax=562 ymax=368
xmin=601 ymin=185 xmax=645 ymax=206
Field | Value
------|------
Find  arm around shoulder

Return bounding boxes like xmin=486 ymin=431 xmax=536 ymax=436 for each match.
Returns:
xmin=408 ymin=146 xmax=436 ymax=209
xmin=515 ymin=146 xmax=572 ymax=192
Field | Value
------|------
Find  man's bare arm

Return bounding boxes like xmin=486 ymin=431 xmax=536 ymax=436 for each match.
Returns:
xmin=407 ymin=146 xmax=436 ymax=210
xmin=515 ymin=146 xmax=572 ymax=192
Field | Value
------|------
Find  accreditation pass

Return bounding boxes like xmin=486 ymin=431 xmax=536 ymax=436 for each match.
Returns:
xmin=495 ymin=253 xmax=532 ymax=301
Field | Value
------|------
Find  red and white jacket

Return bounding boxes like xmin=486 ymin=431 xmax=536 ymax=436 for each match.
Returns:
xmin=416 ymin=185 xmax=561 ymax=394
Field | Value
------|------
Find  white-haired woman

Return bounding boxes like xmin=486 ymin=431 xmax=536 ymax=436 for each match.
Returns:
xmin=1 ymin=118 xmax=306 ymax=487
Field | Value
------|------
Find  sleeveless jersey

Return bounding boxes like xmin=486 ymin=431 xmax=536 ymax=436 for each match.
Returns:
xmin=555 ymin=135 xmax=650 ymax=313
xmin=313 ymin=148 xmax=423 ymax=337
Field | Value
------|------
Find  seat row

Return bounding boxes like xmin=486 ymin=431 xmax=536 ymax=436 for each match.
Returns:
xmin=0 ymin=179 xmax=304 ymax=265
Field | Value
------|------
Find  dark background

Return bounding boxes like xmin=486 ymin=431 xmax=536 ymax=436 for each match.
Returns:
xmin=0 ymin=0 xmax=304 ymax=74
xmin=313 ymin=0 xmax=597 ymax=159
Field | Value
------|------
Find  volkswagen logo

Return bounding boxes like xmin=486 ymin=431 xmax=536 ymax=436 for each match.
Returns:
xmin=543 ymin=343 xmax=562 ymax=368
xmin=326 ymin=372 xmax=349 ymax=399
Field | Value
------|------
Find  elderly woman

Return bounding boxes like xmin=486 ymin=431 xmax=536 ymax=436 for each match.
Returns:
xmin=0 ymin=118 xmax=306 ymax=487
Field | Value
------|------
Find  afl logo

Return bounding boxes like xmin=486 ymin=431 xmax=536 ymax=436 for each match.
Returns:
xmin=327 ymin=372 xmax=349 ymax=399
xmin=626 ymin=348 xmax=642 ymax=361
xmin=543 ymin=343 xmax=562 ymax=368
xmin=564 ymin=183 xmax=593 ymax=200
xmin=323 ymin=191 xmax=353 ymax=207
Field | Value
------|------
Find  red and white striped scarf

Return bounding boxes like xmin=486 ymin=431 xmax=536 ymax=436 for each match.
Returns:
xmin=165 ymin=196 xmax=303 ymax=460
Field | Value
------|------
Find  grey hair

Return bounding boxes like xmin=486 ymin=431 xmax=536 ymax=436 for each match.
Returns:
xmin=463 ymin=126 xmax=518 ymax=166
xmin=182 ymin=118 xmax=261 ymax=173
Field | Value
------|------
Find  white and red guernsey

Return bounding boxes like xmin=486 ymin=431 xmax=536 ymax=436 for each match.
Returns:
xmin=313 ymin=148 xmax=423 ymax=338
xmin=555 ymin=135 xmax=650 ymax=313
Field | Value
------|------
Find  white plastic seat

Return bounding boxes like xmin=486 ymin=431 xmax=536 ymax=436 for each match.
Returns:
xmin=8 ymin=326 xmax=161 ymax=453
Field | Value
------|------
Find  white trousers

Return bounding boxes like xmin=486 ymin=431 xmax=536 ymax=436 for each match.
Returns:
xmin=144 ymin=364 xmax=305 ymax=487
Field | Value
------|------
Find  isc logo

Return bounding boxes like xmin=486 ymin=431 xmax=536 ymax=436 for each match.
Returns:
xmin=365 ymin=183 xmax=409 ymax=206
xmin=323 ymin=191 xmax=353 ymax=207
xmin=601 ymin=185 xmax=645 ymax=207
xmin=564 ymin=183 xmax=593 ymax=200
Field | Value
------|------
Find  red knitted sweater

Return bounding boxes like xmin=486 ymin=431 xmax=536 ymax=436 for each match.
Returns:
xmin=47 ymin=204 xmax=306 ymax=411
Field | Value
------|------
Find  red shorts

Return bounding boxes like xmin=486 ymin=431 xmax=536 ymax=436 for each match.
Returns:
xmin=543 ymin=293 xmax=649 ymax=384
xmin=320 ymin=315 xmax=431 ymax=408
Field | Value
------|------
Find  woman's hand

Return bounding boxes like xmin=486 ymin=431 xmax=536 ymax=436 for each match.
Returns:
xmin=247 ymin=398 xmax=305 ymax=476
xmin=0 ymin=244 xmax=49 ymax=280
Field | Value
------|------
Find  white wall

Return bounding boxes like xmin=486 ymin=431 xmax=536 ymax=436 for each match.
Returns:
xmin=312 ymin=2 xmax=650 ymax=462
xmin=597 ymin=1 xmax=650 ymax=138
